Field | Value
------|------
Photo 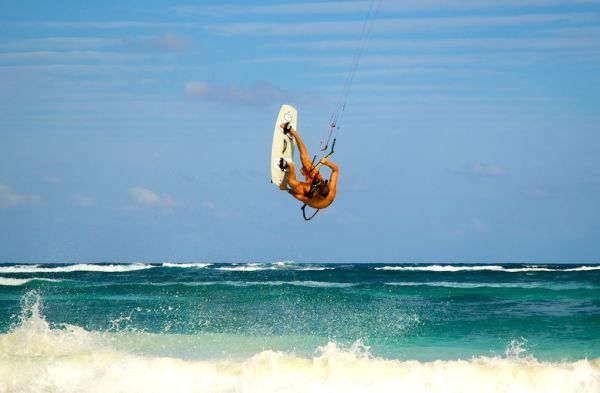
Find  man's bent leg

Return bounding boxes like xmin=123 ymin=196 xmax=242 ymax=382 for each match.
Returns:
xmin=288 ymin=128 xmax=314 ymax=170
xmin=284 ymin=162 xmax=302 ymax=190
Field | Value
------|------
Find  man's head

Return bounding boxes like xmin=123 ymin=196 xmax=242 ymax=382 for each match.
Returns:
xmin=316 ymin=180 xmax=330 ymax=197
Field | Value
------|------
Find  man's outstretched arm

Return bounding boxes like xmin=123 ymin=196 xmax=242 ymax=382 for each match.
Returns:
xmin=317 ymin=158 xmax=338 ymax=208
xmin=321 ymin=158 xmax=339 ymax=191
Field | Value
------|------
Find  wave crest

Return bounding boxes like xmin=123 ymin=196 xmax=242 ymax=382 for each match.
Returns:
xmin=161 ymin=263 xmax=212 ymax=269
xmin=375 ymin=265 xmax=600 ymax=273
xmin=0 ymin=263 xmax=152 ymax=273
xmin=216 ymin=262 xmax=333 ymax=272
xmin=1 ymin=292 xmax=599 ymax=393
xmin=0 ymin=277 xmax=62 ymax=286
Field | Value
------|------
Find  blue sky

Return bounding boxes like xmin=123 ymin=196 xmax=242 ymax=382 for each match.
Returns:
xmin=1 ymin=0 xmax=599 ymax=263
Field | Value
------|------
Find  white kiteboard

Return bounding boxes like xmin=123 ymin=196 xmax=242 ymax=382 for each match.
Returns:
xmin=271 ymin=104 xmax=297 ymax=187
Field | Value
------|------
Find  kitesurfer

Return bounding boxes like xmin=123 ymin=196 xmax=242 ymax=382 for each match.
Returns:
xmin=278 ymin=122 xmax=338 ymax=210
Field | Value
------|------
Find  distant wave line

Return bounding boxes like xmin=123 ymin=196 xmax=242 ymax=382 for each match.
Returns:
xmin=0 ymin=277 xmax=63 ymax=286
xmin=0 ymin=263 xmax=152 ymax=273
xmin=384 ymin=281 xmax=599 ymax=290
xmin=216 ymin=263 xmax=333 ymax=272
xmin=375 ymin=265 xmax=600 ymax=273
xmin=161 ymin=263 xmax=212 ymax=268
xmin=134 ymin=280 xmax=357 ymax=288
xmin=0 ymin=262 xmax=333 ymax=274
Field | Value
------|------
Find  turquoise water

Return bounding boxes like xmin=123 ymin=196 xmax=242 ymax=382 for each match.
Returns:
xmin=1 ymin=262 xmax=599 ymax=392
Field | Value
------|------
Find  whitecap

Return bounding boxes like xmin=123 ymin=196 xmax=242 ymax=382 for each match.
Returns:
xmin=161 ymin=263 xmax=212 ymax=269
xmin=249 ymin=281 xmax=356 ymax=288
xmin=145 ymin=281 xmax=356 ymax=288
xmin=0 ymin=277 xmax=62 ymax=286
xmin=383 ymin=281 xmax=597 ymax=290
xmin=564 ymin=266 xmax=600 ymax=272
xmin=216 ymin=262 xmax=333 ymax=272
xmin=375 ymin=264 xmax=600 ymax=273
xmin=0 ymin=263 xmax=152 ymax=273
xmin=375 ymin=265 xmax=505 ymax=272
xmin=216 ymin=264 xmax=270 ymax=272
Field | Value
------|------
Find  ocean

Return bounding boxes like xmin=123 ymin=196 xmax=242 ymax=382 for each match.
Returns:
xmin=0 ymin=262 xmax=599 ymax=392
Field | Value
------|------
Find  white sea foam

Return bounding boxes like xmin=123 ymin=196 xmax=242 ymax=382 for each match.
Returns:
xmin=504 ymin=267 xmax=559 ymax=272
xmin=375 ymin=265 xmax=505 ymax=272
xmin=1 ymin=292 xmax=599 ymax=393
xmin=1 ymin=324 xmax=598 ymax=393
xmin=376 ymin=264 xmax=600 ymax=273
xmin=150 ymin=281 xmax=356 ymax=288
xmin=161 ymin=263 xmax=212 ymax=269
xmin=203 ymin=280 xmax=355 ymax=288
xmin=564 ymin=266 xmax=600 ymax=272
xmin=0 ymin=277 xmax=62 ymax=286
xmin=246 ymin=280 xmax=356 ymax=288
xmin=294 ymin=266 xmax=334 ymax=271
xmin=385 ymin=281 xmax=529 ymax=289
xmin=216 ymin=263 xmax=270 ymax=271
xmin=384 ymin=281 xmax=598 ymax=290
xmin=0 ymin=263 xmax=153 ymax=273
xmin=215 ymin=261 xmax=334 ymax=272
xmin=287 ymin=280 xmax=354 ymax=288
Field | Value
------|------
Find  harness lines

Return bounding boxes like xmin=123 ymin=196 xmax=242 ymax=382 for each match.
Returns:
xmin=298 ymin=0 xmax=381 ymax=221
xmin=318 ymin=0 xmax=381 ymax=153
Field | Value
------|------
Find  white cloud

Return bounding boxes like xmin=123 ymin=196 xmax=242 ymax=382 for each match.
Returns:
xmin=0 ymin=63 xmax=177 ymax=74
xmin=0 ymin=184 xmax=41 ymax=207
xmin=464 ymin=163 xmax=506 ymax=177
xmin=42 ymin=175 xmax=62 ymax=185
xmin=202 ymin=200 xmax=216 ymax=210
xmin=0 ymin=51 xmax=146 ymax=63
xmin=1 ymin=33 xmax=190 ymax=54
xmin=173 ymin=2 xmax=372 ymax=17
xmin=0 ymin=37 xmax=123 ymax=51
xmin=185 ymin=80 xmax=288 ymax=106
xmin=176 ymin=1 xmax=600 ymax=17
xmin=471 ymin=217 xmax=487 ymax=230
xmin=130 ymin=187 xmax=159 ymax=205
xmin=144 ymin=32 xmax=190 ymax=53
xmin=266 ymin=35 xmax=600 ymax=52
xmin=29 ymin=21 xmax=196 ymax=30
xmin=120 ymin=32 xmax=191 ymax=53
xmin=129 ymin=186 xmax=176 ymax=208
xmin=73 ymin=195 xmax=94 ymax=206
xmin=207 ymin=12 xmax=600 ymax=36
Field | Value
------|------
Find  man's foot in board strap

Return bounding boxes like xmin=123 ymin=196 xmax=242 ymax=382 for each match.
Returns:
xmin=278 ymin=158 xmax=289 ymax=171
xmin=281 ymin=122 xmax=292 ymax=135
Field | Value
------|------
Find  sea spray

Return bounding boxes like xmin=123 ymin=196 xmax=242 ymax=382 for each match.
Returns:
xmin=1 ymin=292 xmax=599 ymax=393
xmin=0 ymin=263 xmax=599 ymax=392
xmin=3 ymin=291 xmax=102 ymax=358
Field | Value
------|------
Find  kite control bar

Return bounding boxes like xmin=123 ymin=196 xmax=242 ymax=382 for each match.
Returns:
xmin=308 ymin=138 xmax=336 ymax=173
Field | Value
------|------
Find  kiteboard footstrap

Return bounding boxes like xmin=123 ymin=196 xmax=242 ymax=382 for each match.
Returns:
xmin=278 ymin=158 xmax=289 ymax=171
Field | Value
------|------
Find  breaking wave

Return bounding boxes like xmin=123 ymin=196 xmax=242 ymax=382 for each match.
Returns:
xmin=161 ymin=263 xmax=212 ymax=269
xmin=375 ymin=264 xmax=600 ymax=273
xmin=216 ymin=262 xmax=333 ymax=272
xmin=0 ymin=263 xmax=153 ymax=273
xmin=0 ymin=292 xmax=598 ymax=393
xmin=0 ymin=277 xmax=62 ymax=286
xmin=145 ymin=280 xmax=356 ymax=288
xmin=384 ymin=281 xmax=599 ymax=290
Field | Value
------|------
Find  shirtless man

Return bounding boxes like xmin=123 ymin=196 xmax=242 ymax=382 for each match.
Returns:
xmin=278 ymin=122 xmax=339 ymax=210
